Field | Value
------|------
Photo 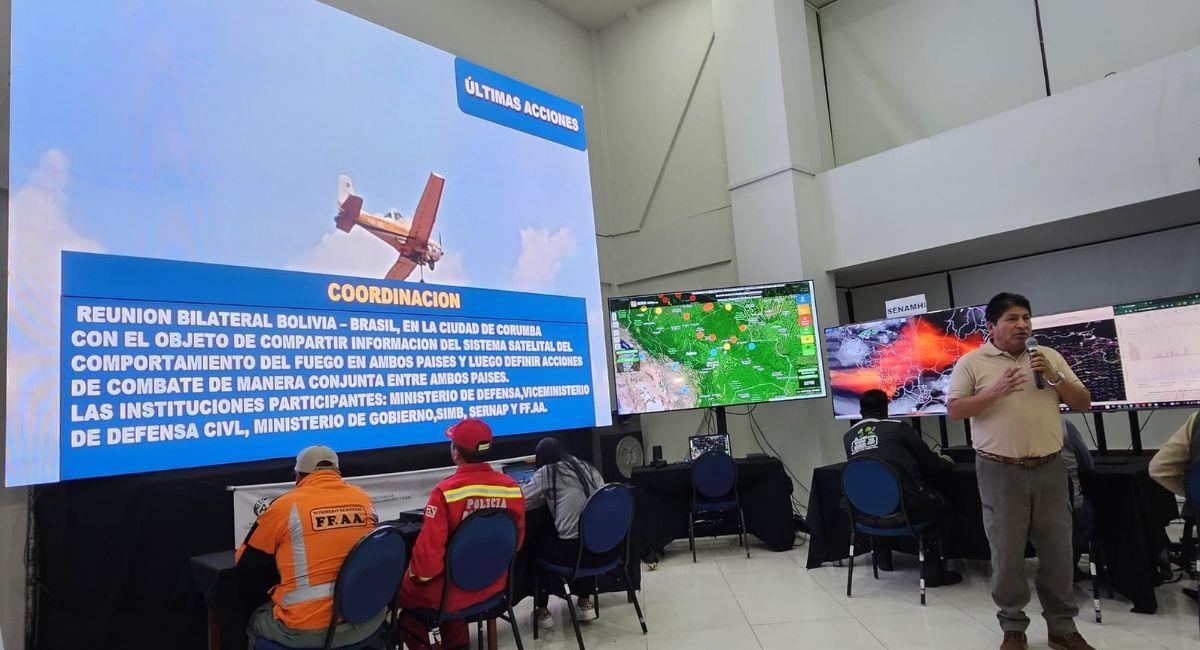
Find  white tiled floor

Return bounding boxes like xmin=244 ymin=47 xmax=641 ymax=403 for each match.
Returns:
xmin=480 ymin=535 xmax=1200 ymax=649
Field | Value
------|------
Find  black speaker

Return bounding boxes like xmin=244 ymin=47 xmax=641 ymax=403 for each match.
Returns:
xmin=596 ymin=429 xmax=645 ymax=482
xmin=652 ymin=445 xmax=663 ymax=463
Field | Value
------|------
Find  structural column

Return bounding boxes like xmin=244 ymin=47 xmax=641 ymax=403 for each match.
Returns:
xmin=711 ymin=0 xmax=843 ymax=471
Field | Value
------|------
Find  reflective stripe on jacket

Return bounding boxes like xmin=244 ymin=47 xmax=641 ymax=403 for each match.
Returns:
xmin=236 ymin=470 xmax=377 ymax=630
xmin=399 ymin=462 xmax=526 ymax=612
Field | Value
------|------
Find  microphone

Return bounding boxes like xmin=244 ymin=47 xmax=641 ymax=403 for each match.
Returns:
xmin=1025 ymin=336 xmax=1044 ymax=390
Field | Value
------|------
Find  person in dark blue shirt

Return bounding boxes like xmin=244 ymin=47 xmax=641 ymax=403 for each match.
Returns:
xmin=843 ymin=389 xmax=960 ymax=586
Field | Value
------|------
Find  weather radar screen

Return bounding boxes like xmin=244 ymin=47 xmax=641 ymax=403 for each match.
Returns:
xmin=609 ymin=281 xmax=826 ymax=415
xmin=825 ymin=306 xmax=989 ymax=419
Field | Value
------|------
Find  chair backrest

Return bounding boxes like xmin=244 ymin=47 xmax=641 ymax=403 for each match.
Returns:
xmin=578 ymin=483 xmax=634 ymax=555
xmin=1186 ymin=462 xmax=1200 ymax=511
xmin=842 ymin=457 xmax=902 ymax=518
xmin=333 ymin=525 xmax=408 ymax=625
xmin=445 ymin=508 xmax=519 ymax=593
xmin=692 ymin=451 xmax=736 ymax=499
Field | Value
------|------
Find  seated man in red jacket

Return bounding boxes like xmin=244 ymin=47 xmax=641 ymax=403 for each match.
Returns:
xmin=397 ymin=418 xmax=526 ymax=649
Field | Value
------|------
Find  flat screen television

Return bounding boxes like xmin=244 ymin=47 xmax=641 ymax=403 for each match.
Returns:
xmin=609 ymin=280 xmax=826 ymax=415
xmin=824 ymin=305 xmax=989 ymax=419
xmin=6 ymin=0 xmax=610 ymax=485
xmin=1032 ymin=291 xmax=1200 ymax=412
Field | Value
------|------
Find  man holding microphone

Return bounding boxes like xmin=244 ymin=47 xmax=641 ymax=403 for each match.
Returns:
xmin=948 ymin=293 xmax=1093 ymax=650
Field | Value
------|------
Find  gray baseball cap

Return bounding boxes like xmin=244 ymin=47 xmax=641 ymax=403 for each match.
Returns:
xmin=295 ymin=444 xmax=339 ymax=473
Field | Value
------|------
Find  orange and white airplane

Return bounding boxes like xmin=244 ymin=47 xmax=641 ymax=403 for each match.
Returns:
xmin=335 ymin=173 xmax=445 ymax=281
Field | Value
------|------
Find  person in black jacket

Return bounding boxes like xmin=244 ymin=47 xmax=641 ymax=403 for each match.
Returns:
xmin=843 ymin=389 xmax=961 ymax=586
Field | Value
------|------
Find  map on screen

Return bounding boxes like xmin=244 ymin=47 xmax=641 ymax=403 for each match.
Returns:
xmin=1031 ymin=306 xmax=1127 ymax=405
xmin=609 ymin=281 xmax=825 ymax=415
xmin=824 ymin=306 xmax=989 ymax=419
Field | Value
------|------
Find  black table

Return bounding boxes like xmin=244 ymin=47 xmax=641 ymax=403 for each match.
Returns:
xmin=631 ymin=456 xmax=795 ymax=562
xmin=189 ymin=511 xmax=640 ymax=650
xmin=805 ymin=457 xmax=1178 ymax=614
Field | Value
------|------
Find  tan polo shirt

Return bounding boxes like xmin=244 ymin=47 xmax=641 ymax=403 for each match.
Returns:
xmin=1149 ymin=412 xmax=1200 ymax=496
xmin=947 ymin=341 xmax=1083 ymax=458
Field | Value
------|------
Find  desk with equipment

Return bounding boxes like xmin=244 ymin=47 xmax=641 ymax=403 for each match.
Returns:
xmin=805 ymin=456 xmax=1177 ymax=614
xmin=631 ymin=456 xmax=796 ymax=561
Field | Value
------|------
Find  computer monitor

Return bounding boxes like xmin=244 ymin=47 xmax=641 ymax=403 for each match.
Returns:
xmin=689 ymin=433 xmax=731 ymax=461
xmin=610 ymin=280 xmax=826 ymax=415
xmin=502 ymin=461 xmax=538 ymax=485
xmin=824 ymin=305 xmax=989 ymax=419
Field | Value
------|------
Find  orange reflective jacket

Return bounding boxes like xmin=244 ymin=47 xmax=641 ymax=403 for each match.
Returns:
xmin=236 ymin=470 xmax=377 ymax=630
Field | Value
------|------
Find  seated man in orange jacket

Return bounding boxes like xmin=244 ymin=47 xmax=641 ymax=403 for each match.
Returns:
xmin=397 ymin=419 xmax=526 ymax=649
xmin=236 ymin=444 xmax=381 ymax=648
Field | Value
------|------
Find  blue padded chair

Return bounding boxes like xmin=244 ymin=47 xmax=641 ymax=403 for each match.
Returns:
xmin=254 ymin=524 xmax=407 ymax=650
xmin=1187 ymin=461 xmax=1200 ymax=635
xmin=689 ymin=451 xmax=749 ymax=562
xmin=841 ymin=457 xmax=940 ymax=606
xmin=397 ymin=508 xmax=523 ymax=650
xmin=533 ymin=483 xmax=647 ymax=650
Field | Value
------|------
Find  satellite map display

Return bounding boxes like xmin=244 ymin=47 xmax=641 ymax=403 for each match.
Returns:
xmin=610 ymin=281 xmax=825 ymax=415
xmin=825 ymin=306 xmax=989 ymax=419
xmin=1031 ymin=307 xmax=1126 ymax=405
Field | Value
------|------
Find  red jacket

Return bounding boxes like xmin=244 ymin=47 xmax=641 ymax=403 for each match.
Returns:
xmin=399 ymin=462 xmax=526 ymax=612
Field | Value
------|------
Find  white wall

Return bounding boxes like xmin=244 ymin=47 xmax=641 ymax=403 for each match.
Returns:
xmin=819 ymin=0 xmax=1200 ymax=165
xmin=821 ymin=46 xmax=1200 ymax=275
xmin=591 ymin=0 xmax=743 ymax=454
xmin=1040 ymin=0 xmax=1200 ymax=93
xmin=819 ymin=0 xmax=1045 ymax=164
xmin=593 ymin=0 xmax=734 ymax=287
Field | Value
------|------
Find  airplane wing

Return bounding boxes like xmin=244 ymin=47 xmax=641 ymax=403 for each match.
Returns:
xmin=385 ymin=257 xmax=417 ymax=281
xmin=408 ymin=173 xmax=444 ymax=246
xmin=335 ymin=195 xmax=363 ymax=233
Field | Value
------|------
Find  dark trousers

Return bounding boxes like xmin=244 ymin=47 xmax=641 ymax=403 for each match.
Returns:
xmin=868 ymin=488 xmax=952 ymax=578
xmin=397 ymin=613 xmax=467 ymax=650
xmin=533 ymin=535 xmax=599 ymax=608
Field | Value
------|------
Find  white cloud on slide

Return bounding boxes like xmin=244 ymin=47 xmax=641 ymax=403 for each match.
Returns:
xmin=511 ymin=227 xmax=577 ymax=292
xmin=7 ymin=150 xmax=105 ymax=483
xmin=293 ymin=225 xmax=470 ymax=286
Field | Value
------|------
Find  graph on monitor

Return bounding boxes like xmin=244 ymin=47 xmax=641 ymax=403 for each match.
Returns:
xmin=1113 ymin=293 xmax=1200 ymax=407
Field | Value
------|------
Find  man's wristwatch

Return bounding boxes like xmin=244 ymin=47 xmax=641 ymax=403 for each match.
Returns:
xmin=1044 ymin=371 xmax=1065 ymax=386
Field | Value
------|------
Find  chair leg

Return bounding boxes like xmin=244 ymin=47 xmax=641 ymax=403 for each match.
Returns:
xmin=594 ymin=576 xmax=600 ymax=619
xmin=623 ymin=564 xmax=648 ymax=635
xmin=477 ymin=620 xmax=484 ymax=650
xmin=1102 ymin=544 xmax=1114 ymax=599
xmin=870 ymin=536 xmax=879 ymax=580
xmin=1089 ymin=541 xmax=1101 ymax=624
xmin=561 ymin=579 xmax=585 ymax=650
xmin=531 ymin=575 xmax=540 ymax=641
xmin=507 ymin=603 xmax=525 ymax=650
xmin=738 ymin=507 xmax=750 ymax=559
xmin=689 ymin=512 xmax=697 ymax=563
xmin=1185 ymin=522 xmax=1196 ymax=577
xmin=918 ymin=533 xmax=927 ymax=606
xmin=847 ymin=535 xmax=856 ymax=598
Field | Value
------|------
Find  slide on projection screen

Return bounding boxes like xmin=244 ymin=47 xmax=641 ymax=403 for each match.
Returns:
xmin=6 ymin=0 xmax=610 ymax=486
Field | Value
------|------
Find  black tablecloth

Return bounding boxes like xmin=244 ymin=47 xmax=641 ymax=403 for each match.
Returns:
xmin=805 ymin=457 xmax=1177 ymax=613
xmin=630 ymin=457 xmax=795 ymax=562
xmin=189 ymin=511 xmax=641 ymax=650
